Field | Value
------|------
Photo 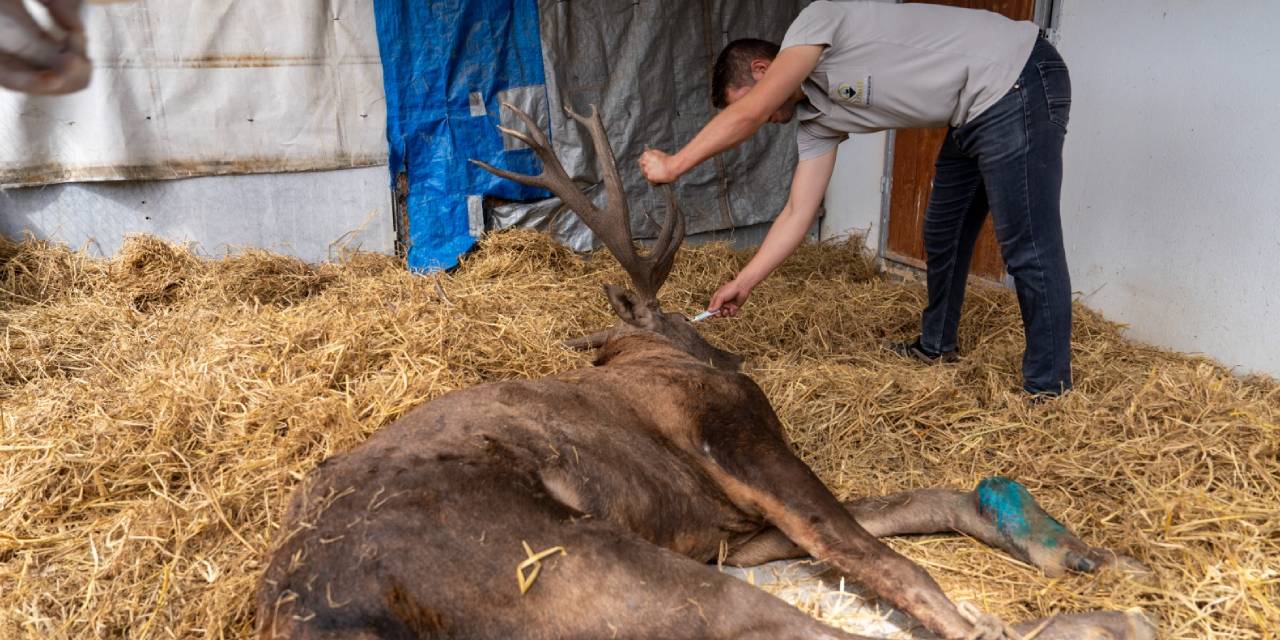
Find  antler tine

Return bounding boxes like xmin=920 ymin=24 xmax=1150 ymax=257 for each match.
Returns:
xmin=563 ymin=105 xmax=629 ymax=240
xmin=469 ymin=103 xmax=568 ymax=188
xmin=478 ymin=102 xmax=689 ymax=301
xmin=471 ymin=103 xmax=600 ymax=228
xmin=469 ymin=136 xmax=570 ymax=196
xmin=562 ymin=104 xmax=675 ymax=299
xmin=468 ymin=158 xmax=541 ymax=189
xmin=646 ymin=185 xmax=687 ymax=291
xmin=500 ymin=101 xmax=553 ymax=150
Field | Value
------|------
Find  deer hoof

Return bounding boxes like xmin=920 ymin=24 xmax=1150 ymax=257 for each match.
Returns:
xmin=957 ymin=602 xmax=1014 ymax=640
xmin=976 ymin=476 xmax=1132 ymax=577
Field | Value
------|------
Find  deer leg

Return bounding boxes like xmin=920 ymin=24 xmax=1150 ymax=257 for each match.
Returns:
xmin=727 ymin=479 xmax=1130 ymax=578
xmin=499 ymin=517 xmax=878 ymax=640
xmin=1012 ymin=611 xmax=1157 ymax=640
xmin=697 ymin=405 xmax=1157 ymax=640
xmin=539 ymin=517 xmax=1152 ymax=640
xmin=853 ymin=479 xmax=1131 ymax=577
xmin=261 ymin=459 xmax=875 ymax=640
xmin=697 ymin=417 xmax=1005 ymax=640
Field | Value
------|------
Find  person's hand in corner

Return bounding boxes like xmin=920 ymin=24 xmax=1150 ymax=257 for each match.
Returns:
xmin=0 ymin=0 xmax=91 ymax=95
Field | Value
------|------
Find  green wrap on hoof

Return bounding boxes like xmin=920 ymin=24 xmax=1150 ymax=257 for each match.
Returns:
xmin=976 ymin=476 xmax=1111 ymax=576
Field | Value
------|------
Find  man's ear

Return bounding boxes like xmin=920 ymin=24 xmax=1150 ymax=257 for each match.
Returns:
xmin=750 ymin=58 xmax=772 ymax=81
xmin=604 ymin=284 xmax=655 ymax=327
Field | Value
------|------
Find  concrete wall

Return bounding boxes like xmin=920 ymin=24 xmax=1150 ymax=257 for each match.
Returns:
xmin=1055 ymin=1 xmax=1280 ymax=377
xmin=817 ymin=2 xmax=1280 ymax=378
xmin=821 ymin=132 xmax=889 ymax=249
xmin=0 ymin=167 xmax=395 ymax=263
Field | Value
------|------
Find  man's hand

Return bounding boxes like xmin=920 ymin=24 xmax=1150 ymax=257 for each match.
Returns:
xmin=642 ymin=45 xmax=822 ymax=185
xmin=0 ymin=0 xmax=90 ymax=95
xmin=701 ymin=149 xmax=837 ymax=321
xmin=639 ymin=148 xmax=680 ymax=185
xmin=708 ymin=279 xmax=754 ymax=318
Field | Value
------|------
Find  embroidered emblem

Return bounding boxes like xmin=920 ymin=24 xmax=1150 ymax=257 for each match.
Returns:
xmin=832 ymin=76 xmax=871 ymax=107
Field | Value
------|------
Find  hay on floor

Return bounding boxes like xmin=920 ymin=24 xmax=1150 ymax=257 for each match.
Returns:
xmin=0 ymin=230 xmax=1276 ymax=639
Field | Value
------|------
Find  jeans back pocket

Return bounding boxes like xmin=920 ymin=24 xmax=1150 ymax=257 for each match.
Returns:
xmin=1036 ymin=60 xmax=1072 ymax=130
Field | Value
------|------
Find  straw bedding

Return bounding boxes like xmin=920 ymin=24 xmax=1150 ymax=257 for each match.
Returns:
xmin=1 ymin=230 xmax=1275 ymax=639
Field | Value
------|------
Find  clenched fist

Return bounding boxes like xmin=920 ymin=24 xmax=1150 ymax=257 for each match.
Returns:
xmin=639 ymin=148 xmax=680 ymax=185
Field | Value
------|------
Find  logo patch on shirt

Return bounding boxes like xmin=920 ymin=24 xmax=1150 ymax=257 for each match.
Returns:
xmin=832 ymin=75 xmax=871 ymax=107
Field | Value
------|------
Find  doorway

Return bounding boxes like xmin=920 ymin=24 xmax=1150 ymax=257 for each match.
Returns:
xmin=881 ymin=0 xmax=1057 ymax=281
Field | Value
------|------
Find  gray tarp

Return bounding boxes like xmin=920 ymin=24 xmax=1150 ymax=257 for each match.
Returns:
xmin=489 ymin=0 xmax=812 ymax=249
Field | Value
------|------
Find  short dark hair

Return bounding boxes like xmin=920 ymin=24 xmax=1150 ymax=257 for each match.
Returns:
xmin=711 ymin=38 xmax=780 ymax=109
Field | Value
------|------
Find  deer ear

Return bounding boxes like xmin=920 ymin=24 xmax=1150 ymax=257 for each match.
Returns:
xmin=604 ymin=284 xmax=655 ymax=328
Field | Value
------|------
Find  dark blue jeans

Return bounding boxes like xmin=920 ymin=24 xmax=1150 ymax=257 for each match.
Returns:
xmin=919 ymin=38 xmax=1073 ymax=395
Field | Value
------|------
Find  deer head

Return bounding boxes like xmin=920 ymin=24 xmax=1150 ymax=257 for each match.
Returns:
xmin=472 ymin=103 xmax=741 ymax=371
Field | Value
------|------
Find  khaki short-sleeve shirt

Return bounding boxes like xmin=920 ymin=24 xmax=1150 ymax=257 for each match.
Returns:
xmin=782 ymin=1 xmax=1038 ymax=160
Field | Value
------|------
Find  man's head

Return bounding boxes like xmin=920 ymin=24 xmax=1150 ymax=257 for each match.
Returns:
xmin=711 ymin=38 xmax=799 ymax=123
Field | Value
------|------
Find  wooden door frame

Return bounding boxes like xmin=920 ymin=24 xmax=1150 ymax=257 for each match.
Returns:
xmin=876 ymin=0 xmax=1061 ymax=282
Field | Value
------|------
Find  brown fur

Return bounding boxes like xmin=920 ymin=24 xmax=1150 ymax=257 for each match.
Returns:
xmin=258 ymin=104 xmax=1151 ymax=640
xmin=257 ymin=321 xmax=1150 ymax=640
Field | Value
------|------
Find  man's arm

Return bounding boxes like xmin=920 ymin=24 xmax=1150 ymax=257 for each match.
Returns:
xmin=640 ymin=44 xmax=823 ymax=184
xmin=708 ymin=146 xmax=838 ymax=316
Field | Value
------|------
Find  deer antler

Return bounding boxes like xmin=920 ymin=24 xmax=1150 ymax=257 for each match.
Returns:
xmin=471 ymin=103 xmax=686 ymax=301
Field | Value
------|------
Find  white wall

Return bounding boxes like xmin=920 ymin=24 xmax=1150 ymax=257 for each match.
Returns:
xmin=0 ymin=167 xmax=395 ymax=263
xmin=1057 ymin=1 xmax=1280 ymax=377
xmin=821 ymin=132 xmax=888 ymax=249
xmin=821 ymin=2 xmax=1280 ymax=379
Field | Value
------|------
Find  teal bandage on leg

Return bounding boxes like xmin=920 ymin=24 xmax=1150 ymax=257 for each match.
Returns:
xmin=977 ymin=476 xmax=1068 ymax=541
xmin=976 ymin=476 xmax=1098 ymax=572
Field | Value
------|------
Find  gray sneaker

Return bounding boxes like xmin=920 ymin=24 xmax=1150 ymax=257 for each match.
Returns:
xmin=885 ymin=338 xmax=960 ymax=364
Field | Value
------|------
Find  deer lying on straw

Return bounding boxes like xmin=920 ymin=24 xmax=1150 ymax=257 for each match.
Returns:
xmin=256 ymin=104 xmax=1154 ymax=640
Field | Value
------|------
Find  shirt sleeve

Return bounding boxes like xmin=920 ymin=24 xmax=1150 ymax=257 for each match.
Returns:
xmin=796 ymin=120 xmax=847 ymax=161
xmin=781 ymin=1 xmax=844 ymax=51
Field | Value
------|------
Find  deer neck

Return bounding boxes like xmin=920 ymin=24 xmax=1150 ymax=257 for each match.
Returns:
xmin=592 ymin=332 xmax=690 ymax=368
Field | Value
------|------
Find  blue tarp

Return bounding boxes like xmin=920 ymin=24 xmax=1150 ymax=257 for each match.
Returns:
xmin=373 ymin=0 xmax=549 ymax=271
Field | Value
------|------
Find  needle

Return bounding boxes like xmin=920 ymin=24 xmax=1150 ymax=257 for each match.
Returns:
xmin=689 ymin=309 xmax=720 ymax=323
